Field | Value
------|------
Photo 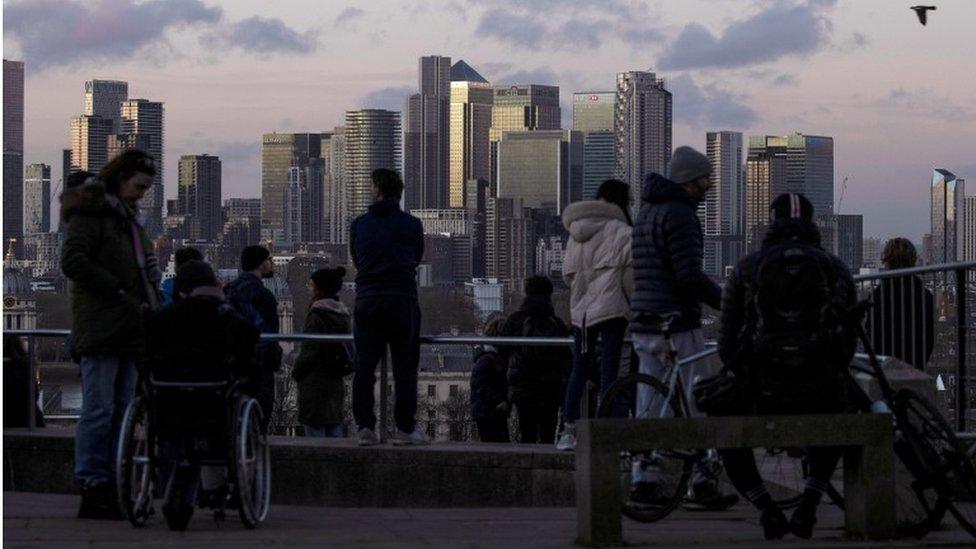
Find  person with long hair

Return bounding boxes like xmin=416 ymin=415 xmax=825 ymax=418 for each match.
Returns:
xmin=556 ymin=179 xmax=634 ymax=451
xmin=61 ymin=149 xmax=161 ymax=519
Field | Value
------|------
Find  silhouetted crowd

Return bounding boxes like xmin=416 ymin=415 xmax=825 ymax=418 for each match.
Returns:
xmin=36 ymin=146 xmax=934 ymax=539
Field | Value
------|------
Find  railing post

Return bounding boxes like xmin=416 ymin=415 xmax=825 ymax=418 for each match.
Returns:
xmin=956 ymin=268 xmax=968 ymax=432
xmin=379 ymin=346 xmax=389 ymax=443
xmin=27 ymin=335 xmax=36 ymax=431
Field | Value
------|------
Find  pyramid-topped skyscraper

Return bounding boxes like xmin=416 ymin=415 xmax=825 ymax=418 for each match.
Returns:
xmin=449 ymin=60 xmax=492 ymax=208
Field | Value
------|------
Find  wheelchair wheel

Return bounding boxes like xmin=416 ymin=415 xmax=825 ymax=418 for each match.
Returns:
xmin=234 ymin=397 xmax=270 ymax=528
xmin=116 ymin=396 xmax=154 ymax=527
xmin=596 ymin=373 xmax=694 ymax=523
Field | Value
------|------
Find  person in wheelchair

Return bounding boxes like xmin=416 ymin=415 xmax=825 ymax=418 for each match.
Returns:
xmin=144 ymin=260 xmax=261 ymax=521
xmin=712 ymin=193 xmax=857 ymax=540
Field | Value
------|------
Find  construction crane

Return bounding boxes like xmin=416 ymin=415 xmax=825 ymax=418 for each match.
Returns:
xmin=837 ymin=176 xmax=849 ymax=214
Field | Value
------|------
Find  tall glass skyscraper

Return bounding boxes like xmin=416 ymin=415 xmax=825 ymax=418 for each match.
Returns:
xmin=4 ymin=59 xmax=24 ymax=256
xmin=344 ymin=109 xmax=401 ymax=223
xmin=615 ymin=71 xmax=671 ymax=205
xmin=261 ymin=133 xmax=322 ymax=244
xmin=23 ymin=163 xmax=51 ymax=235
xmin=449 ymin=60 xmax=492 ymax=208
xmin=489 ymin=84 xmax=560 ymax=190
xmin=573 ymin=92 xmax=616 ymax=201
xmin=84 ymin=80 xmax=128 ymax=133
xmin=745 ymin=133 xmax=833 ymax=249
xmin=121 ymin=99 xmax=165 ymax=236
xmin=496 ymin=129 xmax=582 ymax=214
xmin=702 ymin=131 xmax=744 ymax=278
xmin=404 ymin=55 xmax=451 ymax=211
xmin=177 ymin=154 xmax=222 ymax=241
xmin=931 ymin=168 xmax=965 ymax=264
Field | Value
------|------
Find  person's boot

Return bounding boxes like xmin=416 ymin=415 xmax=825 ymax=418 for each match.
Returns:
xmin=760 ymin=505 xmax=791 ymax=540
xmin=790 ymin=504 xmax=817 ymax=539
xmin=78 ymin=481 xmax=124 ymax=520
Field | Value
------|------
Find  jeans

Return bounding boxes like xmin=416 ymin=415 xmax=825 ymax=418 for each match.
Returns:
xmin=353 ymin=296 xmax=421 ymax=433
xmin=74 ymin=354 xmax=138 ymax=486
xmin=631 ymin=330 xmax=718 ymax=485
xmin=562 ymin=317 xmax=628 ymax=424
xmin=304 ymin=424 xmax=345 ymax=438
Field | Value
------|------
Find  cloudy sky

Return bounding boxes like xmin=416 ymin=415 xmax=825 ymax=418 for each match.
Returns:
xmin=5 ymin=0 xmax=975 ymax=240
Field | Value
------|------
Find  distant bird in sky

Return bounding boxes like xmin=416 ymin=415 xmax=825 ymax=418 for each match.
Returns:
xmin=911 ymin=5 xmax=937 ymax=26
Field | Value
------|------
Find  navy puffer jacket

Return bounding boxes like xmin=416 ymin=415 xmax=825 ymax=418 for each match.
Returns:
xmin=631 ymin=174 xmax=721 ymax=334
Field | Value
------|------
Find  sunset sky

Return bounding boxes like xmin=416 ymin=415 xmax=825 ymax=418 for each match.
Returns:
xmin=5 ymin=0 xmax=975 ymax=240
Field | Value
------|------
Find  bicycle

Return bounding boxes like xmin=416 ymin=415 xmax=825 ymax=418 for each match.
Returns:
xmin=597 ymin=302 xmax=976 ymax=539
xmin=594 ymin=312 xmax=716 ymax=523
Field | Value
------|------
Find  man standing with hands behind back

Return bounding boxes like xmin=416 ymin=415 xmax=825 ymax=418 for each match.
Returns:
xmin=350 ymin=169 xmax=428 ymax=446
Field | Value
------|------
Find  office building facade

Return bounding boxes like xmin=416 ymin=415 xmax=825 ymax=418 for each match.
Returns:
xmin=261 ymin=133 xmax=323 ymax=244
xmin=404 ymin=55 xmax=451 ymax=211
xmin=573 ymin=92 xmax=616 ymax=200
xmin=701 ymin=131 xmax=745 ymax=278
xmin=344 ymin=109 xmax=401 ymax=223
xmin=496 ymin=130 xmax=583 ymax=214
xmin=489 ymin=84 xmax=560 ymax=189
xmin=449 ymin=60 xmax=492 ymax=208
xmin=4 ymin=60 xmax=25 ymax=255
xmin=120 ymin=99 xmax=165 ymax=236
xmin=615 ymin=71 xmax=671 ymax=204
xmin=23 ymin=164 xmax=51 ymax=235
xmin=84 ymin=80 xmax=128 ymax=132
xmin=931 ymin=169 xmax=965 ymax=264
xmin=177 ymin=154 xmax=222 ymax=241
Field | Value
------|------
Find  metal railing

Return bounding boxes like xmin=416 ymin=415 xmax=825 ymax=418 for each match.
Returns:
xmin=853 ymin=261 xmax=975 ymax=431
xmin=6 ymin=261 xmax=973 ymax=435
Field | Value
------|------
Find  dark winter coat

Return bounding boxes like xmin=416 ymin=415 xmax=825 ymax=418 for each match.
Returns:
xmin=500 ymin=295 xmax=572 ymax=406
xmin=144 ymin=286 xmax=260 ymax=388
xmin=225 ymin=272 xmax=282 ymax=373
xmin=350 ymin=198 xmax=424 ymax=301
xmin=60 ymin=180 xmax=150 ymax=356
xmin=292 ymin=299 xmax=352 ymax=426
xmin=718 ymin=218 xmax=857 ymax=378
xmin=868 ymin=275 xmax=935 ymax=370
xmin=470 ymin=347 xmax=509 ymax=421
xmin=631 ymin=174 xmax=720 ymax=334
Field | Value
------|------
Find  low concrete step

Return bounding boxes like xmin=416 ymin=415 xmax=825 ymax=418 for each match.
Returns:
xmin=3 ymin=429 xmax=575 ymax=507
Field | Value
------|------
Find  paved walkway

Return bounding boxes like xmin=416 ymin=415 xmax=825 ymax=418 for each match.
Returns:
xmin=5 ymin=492 xmax=973 ymax=547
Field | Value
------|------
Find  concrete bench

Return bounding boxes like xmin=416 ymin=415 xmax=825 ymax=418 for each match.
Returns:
xmin=575 ymin=414 xmax=895 ymax=545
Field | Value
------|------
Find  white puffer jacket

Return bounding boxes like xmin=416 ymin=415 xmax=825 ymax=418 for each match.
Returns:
xmin=561 ymin=200 xmax=634 ymax=329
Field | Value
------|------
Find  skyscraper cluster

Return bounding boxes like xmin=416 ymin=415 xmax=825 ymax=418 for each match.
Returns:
xmin=69 ymin=79 xmax=165 ymax=236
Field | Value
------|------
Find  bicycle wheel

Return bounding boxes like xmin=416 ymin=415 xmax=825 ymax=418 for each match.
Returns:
xmin=894 ymin=388 xmax=976 ymax=539
xmin=597 ymin=373 xmax=694 ymax=523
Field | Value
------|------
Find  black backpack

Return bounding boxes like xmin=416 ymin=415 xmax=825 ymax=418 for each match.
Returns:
xmin=749 ymin=241 xmax=846 ymax=385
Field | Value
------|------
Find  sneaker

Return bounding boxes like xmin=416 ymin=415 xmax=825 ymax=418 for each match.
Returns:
xmin=789 ymin=506 xmax=817 ymax=539
xmin=682 ymin=480 xmax=740 ymax=511
xmin=390 ymin=428 xmax=430 ymax=446
xmin=357 ymin=427 xmax=380 ymax=447
xmin=761 ymin=506 xmax=791 ymax=540
xmin=555 ymin=425 xmax=576 ymax=451
xmin=628 ymin=482 xmax=671 ymax=507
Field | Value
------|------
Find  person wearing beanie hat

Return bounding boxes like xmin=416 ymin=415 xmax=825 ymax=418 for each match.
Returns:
xmin=715 ymin=192 xmax=857 ymax=540
xmin=629 ymin=146 xmax=736 ymax=511
xmin=292 ymin=267 xmax=352 ymax=438
xmin=225 ymin=245 xmax=282 ymax=432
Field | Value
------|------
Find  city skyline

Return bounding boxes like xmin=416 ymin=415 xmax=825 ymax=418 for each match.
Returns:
xmin=4 ymin=0 xmax=976 ymax=241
